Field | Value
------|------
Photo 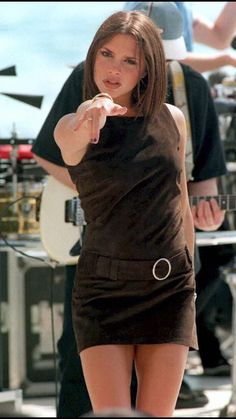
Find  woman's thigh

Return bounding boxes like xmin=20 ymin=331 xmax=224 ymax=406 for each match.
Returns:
xmin=80 ymin=344 xmax=135 ymax=412
xmin=135 ymin=343 xmax=189 ymax=417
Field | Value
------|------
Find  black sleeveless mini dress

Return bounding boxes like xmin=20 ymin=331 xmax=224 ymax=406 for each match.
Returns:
xmin=67 ymin=104 xmax=198 ymax=353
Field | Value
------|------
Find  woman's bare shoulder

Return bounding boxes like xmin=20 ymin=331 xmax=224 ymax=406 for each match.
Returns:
xmin=165 ymin=103 xmax=186 ymax=139
xmin=165 ymin=103 xmax=185 ymax=124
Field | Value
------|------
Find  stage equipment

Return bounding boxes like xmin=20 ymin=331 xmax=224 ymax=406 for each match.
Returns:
xmin=0 ymin=244 xmax=65 ymax=397
xmin=0 ymin=135 xmax=46 ymax=241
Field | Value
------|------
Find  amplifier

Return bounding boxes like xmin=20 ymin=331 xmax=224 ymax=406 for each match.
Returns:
xmin=0 ymin=250 xmax=25 ymax=390
xmin=0 ymin=247 xmax=65 ymax=391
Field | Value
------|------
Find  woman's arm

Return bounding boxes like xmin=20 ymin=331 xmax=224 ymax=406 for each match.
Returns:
xmin=54 ymin=96 xmax=127 ymax=166
xmin=167 ymin=103 xmax=195 ymax=256
xmin=32 ymin=154 xmax=76 ymax=190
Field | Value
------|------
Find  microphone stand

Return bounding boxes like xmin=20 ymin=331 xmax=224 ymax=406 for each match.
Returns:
xmin=0 ymin=124 xmax=23 ymax=411
xmin=10 ymin=125 xmax=19 ymax=215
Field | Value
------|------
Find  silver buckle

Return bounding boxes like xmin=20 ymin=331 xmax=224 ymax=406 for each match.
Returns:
xmin=152 ymin=258 xmax=171 ymax=280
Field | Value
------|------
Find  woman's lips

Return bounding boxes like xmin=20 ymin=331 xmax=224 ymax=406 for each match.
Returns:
xmin=103 ymin=80 xmax=121 ymax=90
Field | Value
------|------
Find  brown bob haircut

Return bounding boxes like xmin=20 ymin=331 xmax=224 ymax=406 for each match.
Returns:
xmin=83 ymin=11 xmax=167 ymax=121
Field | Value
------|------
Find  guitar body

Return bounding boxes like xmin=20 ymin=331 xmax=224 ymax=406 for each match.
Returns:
xmin=39 ymin=176 xmax=80 ymax=265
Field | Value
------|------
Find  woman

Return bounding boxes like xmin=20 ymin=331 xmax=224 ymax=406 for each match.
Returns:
xmin=54 ymin=10 xmax=197 ymax=417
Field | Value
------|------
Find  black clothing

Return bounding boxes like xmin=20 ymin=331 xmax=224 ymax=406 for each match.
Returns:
xmin=68 ymin=111 xmax=186 ymax=258
xmin=57 ymin=266 xmax=91 ymax=417
xmin=32 ymin=61 xmax=227 ymax=416
xmin=32 ymin=62 xmax=84 ymax=167
xmin=67 ymin=106 xmax=197 ymax=352
xmin=167 ymin=64 xmax=226 ymax=181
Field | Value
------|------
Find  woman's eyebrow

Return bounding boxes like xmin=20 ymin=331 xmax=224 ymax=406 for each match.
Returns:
xmin=101 ymin=46 xmax=140 ymax=61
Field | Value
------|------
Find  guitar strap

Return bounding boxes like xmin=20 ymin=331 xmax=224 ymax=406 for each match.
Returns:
xmin=169 ymin=60 xmax=194 ymax=181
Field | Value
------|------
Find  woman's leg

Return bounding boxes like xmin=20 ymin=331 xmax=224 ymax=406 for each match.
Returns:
xmin=80 ymin=344 xmax=134 ymax=412
xmin=135 ymin=343 xmax=189 ymax=417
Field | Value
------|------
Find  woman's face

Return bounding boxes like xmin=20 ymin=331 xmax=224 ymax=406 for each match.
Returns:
xmin=94 ymin=33 xmax=146 ymax=108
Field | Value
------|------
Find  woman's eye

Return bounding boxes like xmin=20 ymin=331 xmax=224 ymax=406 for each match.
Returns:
xmin=125 ymin=59 xmax=137 ymax=65
xmin=101 ymin=50 xmax=112 ymax=57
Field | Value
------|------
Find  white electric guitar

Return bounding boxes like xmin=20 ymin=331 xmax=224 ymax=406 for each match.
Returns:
xmin=39 ymin=176 xmax=236 ymax=265
xmin=39 ymin=176 xmax=85 ymax=265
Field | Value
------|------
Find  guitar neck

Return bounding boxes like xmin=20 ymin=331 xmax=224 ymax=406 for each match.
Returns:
xmin=189 ymin=194 xmax=236 ymax=211
xmin=65 ymin=194 xmax=236 ymax=228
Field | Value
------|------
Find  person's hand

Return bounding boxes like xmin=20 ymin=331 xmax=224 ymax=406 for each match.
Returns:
xmin=54 ymin=96 xmax=127 ymax=165
xmin=74 ymin=97 xmax=127 ymax=144
xmin=223 ymin=52 xmax=236 ymax=68
xmin=191 ymin=198 xmax=225 ymax=231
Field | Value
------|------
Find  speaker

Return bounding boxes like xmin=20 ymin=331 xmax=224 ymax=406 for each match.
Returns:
xmin=24 ymin=259 xmax=65 ymax=383
xmin=0 ymin=249 xmax=25 ymax=390
xmin=0 ymin=246 xmax=65 ymax=391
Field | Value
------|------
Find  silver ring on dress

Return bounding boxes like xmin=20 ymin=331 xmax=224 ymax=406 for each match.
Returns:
xmin=152 ymin=258 xmax=171 ymax=280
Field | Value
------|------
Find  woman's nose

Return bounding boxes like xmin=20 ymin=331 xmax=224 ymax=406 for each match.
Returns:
xmin=108 ymin=60 xmax=122 ymax=74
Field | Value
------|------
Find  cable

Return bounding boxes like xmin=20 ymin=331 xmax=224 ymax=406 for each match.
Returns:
xmin=0 ymin=194 xmax=60 ymax=404
xmin=0 ymin=195 xmax=56 ymax=267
